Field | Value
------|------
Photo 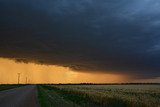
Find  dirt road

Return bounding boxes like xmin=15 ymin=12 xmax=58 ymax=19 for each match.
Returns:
xmin=0 ymin=85 xmax=39 ymax=107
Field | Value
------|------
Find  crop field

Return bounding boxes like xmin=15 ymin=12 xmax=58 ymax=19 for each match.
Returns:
xmin=38 ymin=84 xmax=160 ymax=107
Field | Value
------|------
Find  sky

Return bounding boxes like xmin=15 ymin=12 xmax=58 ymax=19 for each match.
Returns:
xmin=0 ymin=0 xmax=160 ymax=83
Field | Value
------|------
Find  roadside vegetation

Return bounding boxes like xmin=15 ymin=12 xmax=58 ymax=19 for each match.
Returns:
xmin=38 ymin=84 xmax=160 ymax=107
xmin=37 ymin=85 xmax=80 ymax=107
xmin=0 ymin=84 xmax=25 ymax=91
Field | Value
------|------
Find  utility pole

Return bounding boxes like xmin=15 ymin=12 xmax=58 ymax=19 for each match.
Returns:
xmin=17 ymin=73 xmax=20 ymax=84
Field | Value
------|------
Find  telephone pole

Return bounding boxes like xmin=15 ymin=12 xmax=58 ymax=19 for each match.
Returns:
xmin=17 ymin=73 xmax=20 ymax=84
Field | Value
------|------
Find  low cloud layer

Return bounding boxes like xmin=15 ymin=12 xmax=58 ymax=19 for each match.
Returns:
xmin=0 ymin=0 xmax=160 ymax=79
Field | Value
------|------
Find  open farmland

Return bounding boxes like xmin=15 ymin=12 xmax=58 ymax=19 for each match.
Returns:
xmin=38 ymin=84 xmax=160 ymax=107
xmin=0 ymin=84 xmax=25 ymax=91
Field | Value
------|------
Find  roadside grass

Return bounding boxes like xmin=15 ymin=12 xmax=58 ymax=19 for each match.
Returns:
xmin=42 ymin=85 xmax=96 ymax=107
xmin=0 ymin=84 xmax=26 ymax=91
xmin=37 ymin=85 xmax=80 ymax=107
xmin=37 ymin=85 xmax=50 ymax=107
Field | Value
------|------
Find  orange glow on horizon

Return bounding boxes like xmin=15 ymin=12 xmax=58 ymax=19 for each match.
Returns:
xmin=0 ymin=58 xmax=128 ymax=84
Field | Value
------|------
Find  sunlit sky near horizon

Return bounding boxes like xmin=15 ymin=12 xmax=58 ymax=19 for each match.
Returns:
xmin=0 ymin=58 xmax=129 ymax=84
xmin=0 ymin=58 xmax=159 ymax=84
xmin=0 ymin=0 xmax=160 ymax=83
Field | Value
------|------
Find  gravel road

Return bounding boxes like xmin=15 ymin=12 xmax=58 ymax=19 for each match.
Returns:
xmin=0 ymin=85 xmax=39 ymax=107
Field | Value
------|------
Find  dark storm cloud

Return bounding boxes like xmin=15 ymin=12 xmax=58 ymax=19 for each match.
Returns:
xmin=0 ymin=0 xmax=160 ymax=79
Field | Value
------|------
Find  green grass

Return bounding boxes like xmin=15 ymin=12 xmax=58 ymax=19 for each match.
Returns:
xmin=37 ymin=85 xmax=50 ymax=107
xmin=42 ymin=85 xmax=96 ymax=106
xmin=0 ymin=84 xmax=25 ymax=91
xmin=38 ymin=85 xmax=79 ymax=107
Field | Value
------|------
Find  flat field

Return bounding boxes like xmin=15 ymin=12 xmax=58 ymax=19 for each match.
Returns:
xmin=0 ymin=84 xmax=24 ymax=91
xmin=38 ymin=84 xmax=160 ymax=107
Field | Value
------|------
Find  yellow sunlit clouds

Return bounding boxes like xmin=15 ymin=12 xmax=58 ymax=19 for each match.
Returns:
xmin=0 ymin=58 xmax=127 ymax=84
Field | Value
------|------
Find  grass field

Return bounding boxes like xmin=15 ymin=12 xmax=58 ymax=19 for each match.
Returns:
xmin=38 ymin=84 xmax=160 ymax=107
xmin=0 ymin=84 xmax=25 ymax=91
